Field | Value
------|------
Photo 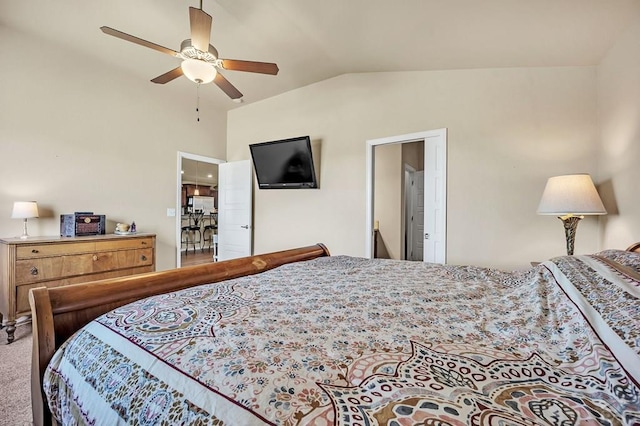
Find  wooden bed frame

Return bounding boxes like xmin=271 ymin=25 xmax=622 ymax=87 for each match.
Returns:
xmin=28 ymin=243 xmax=330 ymax=426
xmin=627 ymin=241 xmax=640 ymax=253
xmin=28 ymin=242 xmax=640 ymax=426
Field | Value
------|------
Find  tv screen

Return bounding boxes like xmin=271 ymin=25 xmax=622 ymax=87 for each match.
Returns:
xmin=249 ymin=136 xmax=318 ymax=189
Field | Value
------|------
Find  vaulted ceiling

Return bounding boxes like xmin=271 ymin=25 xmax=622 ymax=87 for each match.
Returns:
xmin=3 ymin=0 xmax=640 ymax=110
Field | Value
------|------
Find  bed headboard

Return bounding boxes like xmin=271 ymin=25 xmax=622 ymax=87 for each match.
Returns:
xmin=29 ymin=243 xmax=330 ymax=426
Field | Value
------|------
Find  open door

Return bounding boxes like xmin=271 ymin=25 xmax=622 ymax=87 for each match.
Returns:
xmin=422 ymin=135 xmax=446 ymax=263
xmin=217 ymin=160 xmax=253 ymax=260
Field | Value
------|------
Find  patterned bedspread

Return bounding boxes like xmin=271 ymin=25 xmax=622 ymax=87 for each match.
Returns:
xmin=44 ymin=250 xmax=640 ymax=425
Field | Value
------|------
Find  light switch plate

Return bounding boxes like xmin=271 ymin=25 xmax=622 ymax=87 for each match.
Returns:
xmin=167 ymin=208 xmax=176 ymax=217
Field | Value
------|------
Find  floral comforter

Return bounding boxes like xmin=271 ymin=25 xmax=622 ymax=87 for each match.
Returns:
xmin=44 ymin=250 xmax=640 ymax=425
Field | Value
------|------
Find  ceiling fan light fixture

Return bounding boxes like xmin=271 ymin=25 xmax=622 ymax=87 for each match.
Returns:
xmin=181 ymin=58 xmax=216 ymax=84
xmin=101 ymin=7 xmax=277 ymax=99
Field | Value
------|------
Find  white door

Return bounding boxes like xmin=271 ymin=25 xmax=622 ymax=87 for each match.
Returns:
xmin=411 ymin=170 xmax=424 ymax=261
xmin=217 ymin=160 xmax=253 ymax=261
xmin=423 ymin=136 xmax=446 ymax=263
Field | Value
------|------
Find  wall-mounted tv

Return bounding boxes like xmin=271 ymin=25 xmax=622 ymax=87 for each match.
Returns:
xmin=249 ymin=136 xmax=318 ymax=189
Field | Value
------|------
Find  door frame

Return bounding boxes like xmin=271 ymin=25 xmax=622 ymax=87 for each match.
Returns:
xmin=176 ymin=151 xmax=225 ymax=268
xmin=365 ymin=129 xmax=447 ymax=261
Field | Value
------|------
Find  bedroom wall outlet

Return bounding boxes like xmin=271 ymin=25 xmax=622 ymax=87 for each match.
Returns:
xmin=166 ymin=208 xmax=176 ymax=217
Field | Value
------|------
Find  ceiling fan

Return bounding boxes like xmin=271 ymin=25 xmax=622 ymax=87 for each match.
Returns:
xmin=100 ymin=1 xmax=279 ymax=100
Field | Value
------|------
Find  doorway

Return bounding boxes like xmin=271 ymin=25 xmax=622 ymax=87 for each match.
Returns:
xmin=176 ymin=151 xmax=225 ymax=268
xmin=365 ymin=129 xmax=447 ymax=263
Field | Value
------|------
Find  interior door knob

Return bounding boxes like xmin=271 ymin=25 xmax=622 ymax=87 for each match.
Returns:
xmin=240 ymin=225 xmax=249 ymax=229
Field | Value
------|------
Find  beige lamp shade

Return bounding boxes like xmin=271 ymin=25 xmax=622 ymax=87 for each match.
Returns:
xmin=11 ymin=201 xmax=39 ymax=219
xmin=537 ymin=174 xmax=606 ymax=216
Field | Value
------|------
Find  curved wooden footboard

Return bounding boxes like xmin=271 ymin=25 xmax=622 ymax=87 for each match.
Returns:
xmin=627 ymin=242 xmax=640 ymax=253
xmin=29 ymin=243 xmax=330 ymax=426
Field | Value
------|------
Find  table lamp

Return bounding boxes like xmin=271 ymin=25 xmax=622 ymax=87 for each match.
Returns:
xmin=537 ymin=174 xmax=606 ymax=255
xmin=11 ymin=201 xmax=39 ymax=239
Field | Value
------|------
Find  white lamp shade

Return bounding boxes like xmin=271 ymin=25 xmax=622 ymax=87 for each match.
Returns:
xmin=11 ymin=201 xmax=39 ymax=219
xmin=537 ymin=174 xmax=606 ymax=216
xmin=181 ymin=59 xmax=217 ymax=84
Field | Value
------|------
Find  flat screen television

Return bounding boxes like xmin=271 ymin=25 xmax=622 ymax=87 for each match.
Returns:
xmin=249 ymin=136 xmax=318 ymax=189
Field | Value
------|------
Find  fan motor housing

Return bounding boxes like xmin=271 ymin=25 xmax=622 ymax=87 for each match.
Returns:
xmin=180 ymin=39 xmax=218 ymax=64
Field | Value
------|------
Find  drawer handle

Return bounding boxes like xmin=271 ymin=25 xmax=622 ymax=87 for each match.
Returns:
xmin=141 ymin=241 xmax=147 ymax=245
xmin=30 ymin=266 xmax=38 ymax=276
xmin=93 ymin=255 xmax=98 ymax=261
xmin=31 ymin=249 xmax=39 ymax=254
xmin=140 ymin=255 xmax=147 ymax=261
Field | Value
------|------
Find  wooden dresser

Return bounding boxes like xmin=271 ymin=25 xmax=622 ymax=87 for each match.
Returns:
xmin=0 ymin=233 xmax=156 ymax=343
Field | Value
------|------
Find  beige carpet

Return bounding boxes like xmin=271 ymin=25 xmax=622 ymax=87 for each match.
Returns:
xmin=0 ymin=321 xmax=34 ymax=426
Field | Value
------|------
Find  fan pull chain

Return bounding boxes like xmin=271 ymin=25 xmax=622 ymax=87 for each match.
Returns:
xmin=196 ymin=83 xmax=200 ymax=122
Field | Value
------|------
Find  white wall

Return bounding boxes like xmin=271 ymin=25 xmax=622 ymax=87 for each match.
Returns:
xmin=228 ymin=67 xmax=600 ymax=269
xmin=0 ymin=25 xmax=227 ymax=270
xmin=597 ymin=16 xmax=640 ymax=249
xmin=5 ymin=21 xmax=628 ymax=271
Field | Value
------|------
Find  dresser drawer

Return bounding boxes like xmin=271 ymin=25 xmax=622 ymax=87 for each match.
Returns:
xmin=124 ymin=248 xmax=154 ymax=268
xmin=14 ymin=263 xmax=155 ymax=315
xmin=16 ymin=242 xmax=95 ymax=259
xmin=15 ymin=247 xmax=154 ymax=284
xmin=96 ymin=237 xmax=154 ymax=251
xmin=15 ymin=254 xmax=94 ymax=284
xmin=91 ymin=248 xmax=154 ymax=272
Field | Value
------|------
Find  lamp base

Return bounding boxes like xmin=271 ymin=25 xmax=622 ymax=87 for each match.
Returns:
xmin=19 ymin=218 xmax=29 ymax=239
xmin=558 ymin=214 xmax=583 ymax=255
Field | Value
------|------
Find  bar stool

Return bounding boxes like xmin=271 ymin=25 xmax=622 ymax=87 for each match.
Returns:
xmin=202 ymin=213 xmax=217 ymax=253
xmin=180 ymin=217 xmax=194 ymax=255
xmin=181 ymin=212 xmax=203 ymax=255
xmin=190 ymin=212 xmax=204 ymax=251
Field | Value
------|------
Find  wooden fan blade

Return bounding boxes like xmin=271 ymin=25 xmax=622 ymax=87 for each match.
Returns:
xmin=151 ymin=67 xmax=184 ymax=84
xmin=214 ymin=73 xmax=243 ymax=99
xmin=101 ymin=26 xmax=180 ymax=58
xmin=221 ymin=59 xmax=279 ymax=75
xmin=189 ymin=7 xmax=212 ymax=52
